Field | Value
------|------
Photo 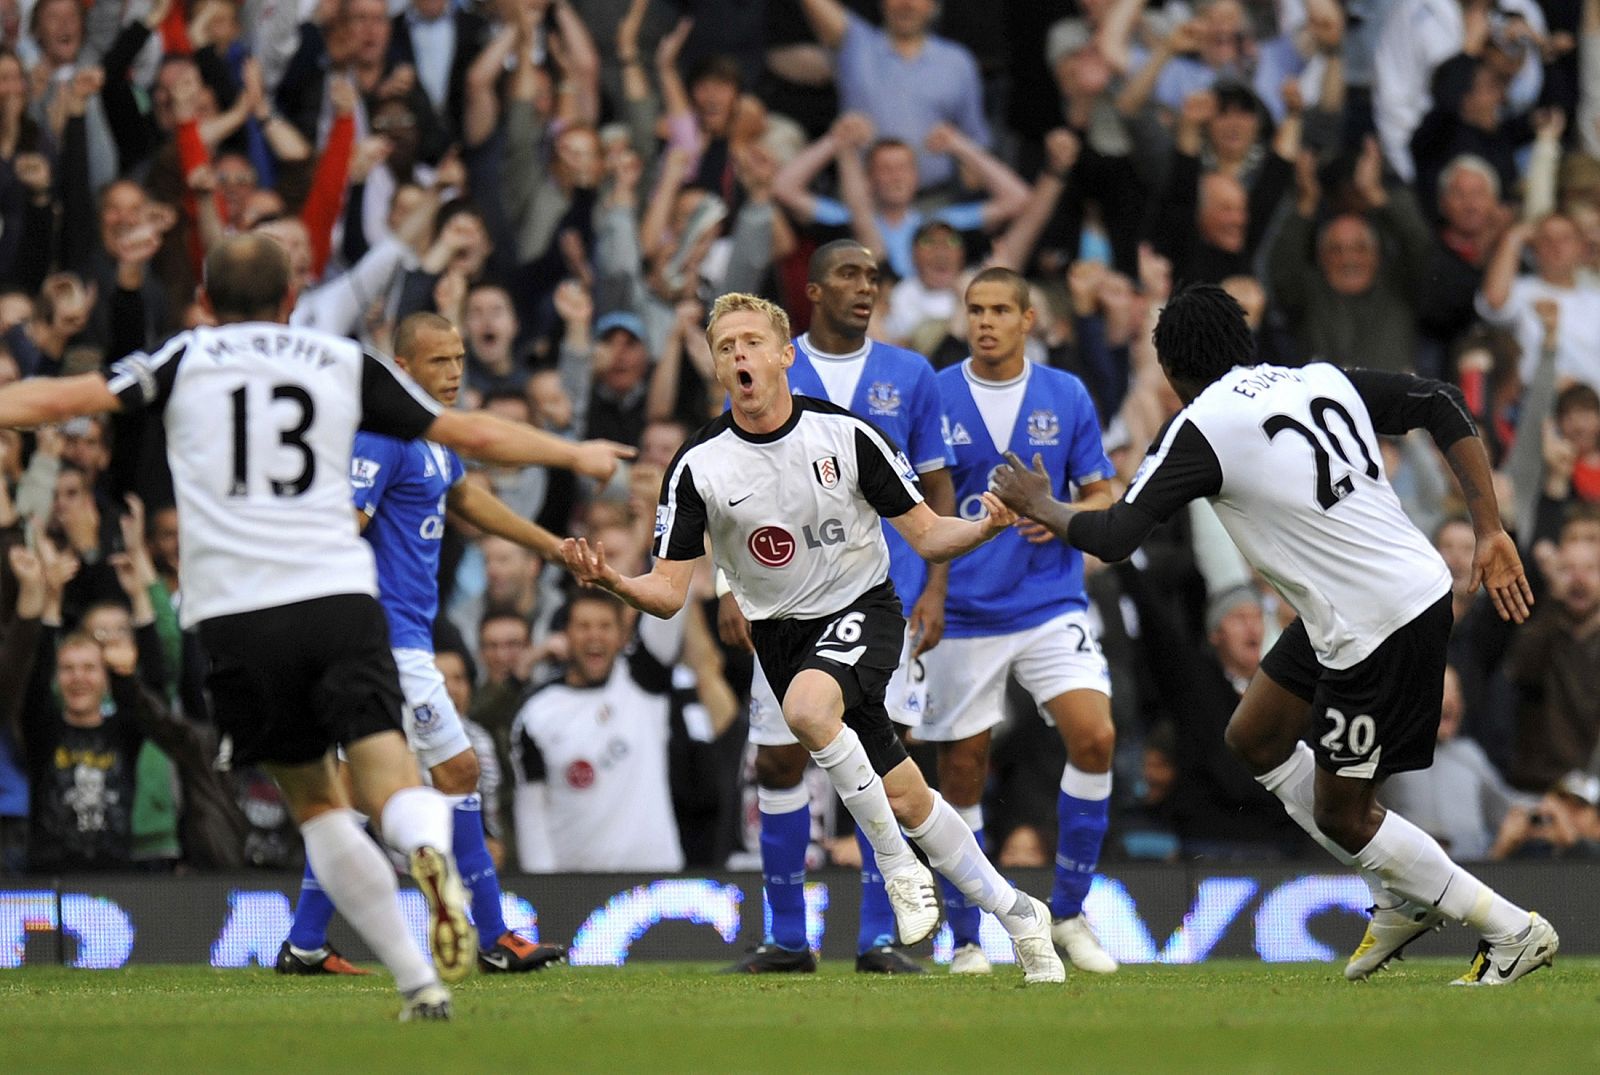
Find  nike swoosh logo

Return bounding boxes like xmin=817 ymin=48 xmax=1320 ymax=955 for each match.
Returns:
xmin=855 ymin=780 xmax=873 ymax=791
xmin=1495 ymin=953 xmax=1522 ymax=978
xmin=729 ymin=493 xmax=754 ymax=506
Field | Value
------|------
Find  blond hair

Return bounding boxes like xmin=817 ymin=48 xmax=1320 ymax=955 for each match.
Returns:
xmin=705 ymin=292 xmax=791 ymax=349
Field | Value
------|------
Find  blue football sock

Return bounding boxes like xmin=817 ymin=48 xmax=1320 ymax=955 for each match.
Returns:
xmin=938 ymin=823 xmax=986 ymax=949
xmin=287 ymin=859 xmax=337 ymax=951
xmin=451 ymin=794 xmax=507 ymax=948
xmin=855 ymin=825 xmax=896 ymax=952
xmin=1051 ymin=766 xmax=1111 ymax=920
xmin=758 ymin=786 xmax=811 ymax=952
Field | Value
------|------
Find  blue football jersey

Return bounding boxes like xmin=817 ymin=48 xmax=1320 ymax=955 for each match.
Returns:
xmin=937 ymin=360 xmax=1111 ymax=637
xmin=789 ymin=335 xmax=955 ymax=612
xmin=351 ymin=432 xmax=466 ymax=651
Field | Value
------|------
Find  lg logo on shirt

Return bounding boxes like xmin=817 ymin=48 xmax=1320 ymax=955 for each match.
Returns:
xmin=748 ymin=521 xmax=846 ymax=567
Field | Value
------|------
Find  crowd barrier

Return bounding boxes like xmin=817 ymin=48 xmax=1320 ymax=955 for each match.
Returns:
xmin=3 ymin=862 xmax=1594 ymax=969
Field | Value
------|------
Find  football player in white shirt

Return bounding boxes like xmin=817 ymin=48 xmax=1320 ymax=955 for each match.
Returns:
xmin=561 ymin=292 xmax=1068 ymax=984
xmin=0 ymin=234 xmax=633 ymax=1019
xmin=994 ymin=283 xmax=1556 ymax=986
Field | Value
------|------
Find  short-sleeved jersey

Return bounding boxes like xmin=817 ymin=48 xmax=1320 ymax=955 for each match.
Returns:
xmin=511 ymin=643 xmax=697 ymax=872
xmin=789 ymin=335 xmax=954 ymax=613
xmin=351 ymin=434 xmax=466 ymax=651
xmin=1116 ymin=364 xmax=1453 ymax=669
xmin=938 ymin=359 xmax=1112 ymax=638
xmin=655 ymin=394 xmax=923 ymax=622
xmin=106 ymin=323 xmax=440 ymax=627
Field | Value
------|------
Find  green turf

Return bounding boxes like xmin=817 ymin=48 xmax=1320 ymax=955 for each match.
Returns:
xmin=2 ymin=960 xmax=1597 ymax=1073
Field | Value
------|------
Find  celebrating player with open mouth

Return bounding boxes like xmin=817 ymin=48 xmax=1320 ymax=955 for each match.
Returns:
xmin=560 ymin=292 xmax=1066 ymax=984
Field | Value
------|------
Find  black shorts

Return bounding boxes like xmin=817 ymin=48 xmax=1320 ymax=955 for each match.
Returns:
xmin=198 ymin=593 xmax=405 ymax=768
xmin=751 ymin=581 xmax=909 ymax=775
xmin=1260 ymin=592 xmax=1453 ymax=779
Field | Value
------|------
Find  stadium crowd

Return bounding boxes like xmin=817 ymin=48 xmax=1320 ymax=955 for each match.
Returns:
xmin=0 ymin=0 xmax=1599 ymax=880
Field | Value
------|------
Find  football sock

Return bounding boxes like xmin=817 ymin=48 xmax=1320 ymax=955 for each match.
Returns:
xmin=286 ymin=859 xmax=337 ymax=953
xmin=1353 ymin=811 xmax=1528 ymax=943
xmin=854 ymin=825 xmax=896 ymax=951
xmin=1051 ymin=765 xmax=1111 ymax=920
xmin=301 ymin=808 xmax=435 ymax=993
xmin=1257 ymin=743 xmax=1398 ymax=909
xmin=757 ymin=784 xmax=812 ymax=952
xmin=448 ymin=793 xmax=507 ymax=948
xmin=811 ymin=726 xmax=917 ymax=877
xmin=906 ymin=793 xmax=1019 ymax=924
xmin=379 ymin=785 xmax=454 ymax=855
xmin=937 ymin=802 xmax=985 ymax=948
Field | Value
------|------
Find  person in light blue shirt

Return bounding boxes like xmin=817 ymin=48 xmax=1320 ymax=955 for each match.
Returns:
xmin=795 ymin=0 xmax=990 ymax=189
xmin=278 ymin=312 xmax=573 ymax=978
xmin=922 ymin=267 xmax=1121 ymax=977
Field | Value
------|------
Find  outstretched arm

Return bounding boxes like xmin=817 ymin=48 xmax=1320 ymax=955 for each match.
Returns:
xmin=887 ymin=495 xmax=1016 ymax=564
xmin=561 ymin=538 xmax=697 ymax=619
xmin=424 ymin=409 xmax=634 ymax=480
xmin=0 ymin=374 xmax=121 ymax=428
xmin=447 ymin=481 xmax=563 ymax=560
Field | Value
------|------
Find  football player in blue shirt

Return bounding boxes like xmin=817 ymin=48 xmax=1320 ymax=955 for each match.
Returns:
xmin=277 ymin=312 xmax=585 ymax=975
xmin=924 ymin=267 xmax=1119 ymax=976
xmin=722 ymin=240 xmax=958 ymax=974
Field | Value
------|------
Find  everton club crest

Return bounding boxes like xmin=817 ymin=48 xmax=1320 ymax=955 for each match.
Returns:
xmin=813 ymin=455 xmax=841 ymax=489
xmin=867 ymin=381 xmax=901 ymax=416
xmin=1026 ymin=409 xmax=1060 ymax=445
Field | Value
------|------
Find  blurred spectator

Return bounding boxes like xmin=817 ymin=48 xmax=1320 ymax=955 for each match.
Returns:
xmin=1506 ymin=538 xmax=1600 ymax=792
xmin=794 ymin=0 xmax=990 ymax=189
xmin=510 ymin=590 xmax=736 ymax=871
xmin=1417 ymin=156 xmax=1512 ymax=373
xmin=1267 ymin=139 xmax=1433 ymax=372
xmin=1477 ymin=213 xmax=1600 ymax=387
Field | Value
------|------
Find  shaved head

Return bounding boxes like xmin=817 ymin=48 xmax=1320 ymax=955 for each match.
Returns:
xmin=203 ymin=233 xmax=291 ymax=322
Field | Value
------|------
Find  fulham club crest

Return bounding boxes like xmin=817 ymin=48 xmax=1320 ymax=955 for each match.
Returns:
xmin=813 ymin=455 xmax=840 ymax=489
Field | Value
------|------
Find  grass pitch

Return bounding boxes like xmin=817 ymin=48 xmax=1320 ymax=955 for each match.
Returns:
xmin=2 ymin=959 xmax=1596 ymax=1073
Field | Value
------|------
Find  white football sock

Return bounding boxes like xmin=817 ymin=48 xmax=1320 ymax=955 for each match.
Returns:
xmin=300 ymin=808 xmax=436 ymax=993
xmin=1354 ymin=811 xmax=1528 ymax=943
xmin=906 ymin=793 xmax=1034 ymax=927
xmin=810 ymin=726 xmax=917 ymax=877
xmin=379 ymin=785 xmax=453 ymax=855
xmin=1256 ymin=742 xmax=1397 ymax=909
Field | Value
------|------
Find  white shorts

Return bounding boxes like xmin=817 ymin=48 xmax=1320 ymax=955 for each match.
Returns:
xmin=394 ymin=647 xmax=473 ymax=770
xmin=918 ymin=611 xmax=1111 ymax=744
xmin=747 ymin=630 xmax=927 ymax=747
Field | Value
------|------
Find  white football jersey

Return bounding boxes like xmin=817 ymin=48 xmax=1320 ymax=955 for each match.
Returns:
xmin=1107 ymin=364 xmax=1455 ymax=669
xmin=510 ymin=640 xmax=702 ymax=872
xmin=106 ymin=323 xmax=440 ymax=627
xmin=653 ymin=394 xmax=923 ymax=622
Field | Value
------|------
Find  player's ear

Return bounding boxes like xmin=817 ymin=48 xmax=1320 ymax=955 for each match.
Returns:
xmin=779 ymin=341 xmax=794 ymax=369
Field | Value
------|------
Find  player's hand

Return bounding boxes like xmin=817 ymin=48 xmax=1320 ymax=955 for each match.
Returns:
xmin=1016 ymin=518 xmax=1056 ymax=544
xmin=976 ymin=492 xmax=1017 ymax=535
xmin=992 ymin=451 xmax=1054 ymax=519
xmin=1472 ymin=529 xmax=1534 ymax=624
xmin=906 ymin=588 xmax=945 ymax=658
xmin=717 ymin=591 xmax=754 ymax=653
xmin=561 ymin=537 xmax=622 ymax=591
xmin=572 ymin=439 xmax=636 ymax=481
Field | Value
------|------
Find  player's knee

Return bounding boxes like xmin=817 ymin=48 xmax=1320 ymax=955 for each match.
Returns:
xmin=1067 ymin=721 xmax=1116 ymax=773
xmin=754 ymin=744 xmax=808 ymax=790
xmin=782 ymin=698 xmax=839 ymax=748
xmin=1224 ymin=715 xmax=1285 ymax=775
xmin=430 ymin=750 xmax=481 ymax=796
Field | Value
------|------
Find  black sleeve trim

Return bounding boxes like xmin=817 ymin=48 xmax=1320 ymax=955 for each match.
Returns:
xmin=1343 ymin=368 xmax=1477 ymax=450
xmin=853 ymin=425 xmax=921 ymax=519
xmin=359 ymin=351 xmax=441 ymax=440
xmin=654 ymin=455 xmax=708 ymax=561
xmin=1069 ymin=417 xmax=1221 ymax=561
xmin=105 ymin=337 xmax=187 ymax=415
